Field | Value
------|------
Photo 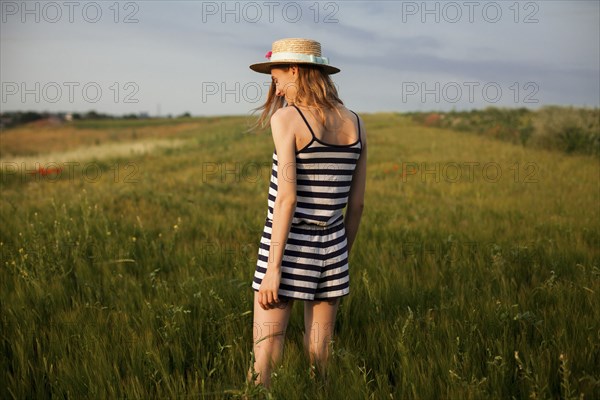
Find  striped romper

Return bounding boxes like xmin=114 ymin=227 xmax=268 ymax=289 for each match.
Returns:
xmin=252 ymin=105 xmax=363 ymax=300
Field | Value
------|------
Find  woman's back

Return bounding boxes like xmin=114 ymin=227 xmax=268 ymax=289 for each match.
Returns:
xmin=266 ymin=104 xmax=363 ymax=227
xmin=291 ymin=104 xmax=362 ymax=149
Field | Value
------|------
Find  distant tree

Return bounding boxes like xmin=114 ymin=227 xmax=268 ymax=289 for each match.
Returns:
xmin=84 ymin=110 xmax=101 ymax=119
xmin=81 ymin=110 xmax=113 ymax=119
xmin=20 ymin=111 xmax=43 ymax=123
xmin=178 ymin=112 xmax=191 ymax=118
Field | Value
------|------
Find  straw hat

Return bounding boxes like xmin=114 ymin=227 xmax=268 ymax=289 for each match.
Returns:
xmin=249 ymin=38 xmax=340 ymax=75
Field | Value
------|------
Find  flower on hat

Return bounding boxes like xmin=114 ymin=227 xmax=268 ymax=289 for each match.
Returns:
xmin=265 ymin=51 xmax=272 ymax=60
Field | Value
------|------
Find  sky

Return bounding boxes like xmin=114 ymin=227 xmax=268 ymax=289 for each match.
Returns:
xmin=1 ymin=0 xmax=599 ymax=117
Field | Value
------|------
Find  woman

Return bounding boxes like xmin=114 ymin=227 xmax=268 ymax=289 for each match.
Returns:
xmin=246 ymin=38 xmax=367 ymax=389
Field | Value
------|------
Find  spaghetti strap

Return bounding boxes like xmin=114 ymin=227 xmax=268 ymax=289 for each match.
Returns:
xmin=350 ymin=110 xmax=361 ymax=145
xmin=294 ymin=105 xmax=361 ymax=147
xmin=292 ymin=105 xmax=316 ymax=139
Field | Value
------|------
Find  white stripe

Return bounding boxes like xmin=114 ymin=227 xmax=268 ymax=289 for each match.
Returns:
xmin=296 ymin=196 xmax=348 ymax=205
xmin=296 ymin=185 xmax=351 ymax=193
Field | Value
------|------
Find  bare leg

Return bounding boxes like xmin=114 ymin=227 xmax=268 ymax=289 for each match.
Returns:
xmin=303 ymin=297 xmax=340 ymax=380
xmin=247 ymin=292 xmax=294 ymax=389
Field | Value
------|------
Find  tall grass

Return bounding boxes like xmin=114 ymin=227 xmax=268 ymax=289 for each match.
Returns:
xmin=408 ymin=105 xmax=600 ymax=157
xmin=1 ymin=112 xmax=599 ymax=398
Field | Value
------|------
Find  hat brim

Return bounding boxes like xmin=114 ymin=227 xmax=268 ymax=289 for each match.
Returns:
xmin=249 ymin=61 xmax=340 ymax=75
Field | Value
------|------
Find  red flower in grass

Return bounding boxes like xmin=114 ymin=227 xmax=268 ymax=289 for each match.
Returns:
xmin=28 ymin=166 xmax=63 ymax=176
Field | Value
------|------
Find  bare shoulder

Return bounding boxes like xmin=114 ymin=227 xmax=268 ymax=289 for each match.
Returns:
xmin=270 ymin=106 xmax=297 ymax=125
xmin=270 ymin=107 xmax=297 ymax=144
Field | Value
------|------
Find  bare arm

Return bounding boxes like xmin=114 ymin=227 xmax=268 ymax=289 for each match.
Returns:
xmin=257 ymin=108 xmax=297 ymax=309
xmin=344 ymin=115 xmax=367 ymax=255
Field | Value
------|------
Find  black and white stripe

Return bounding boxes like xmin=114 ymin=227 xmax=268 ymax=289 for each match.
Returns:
xmin=252 ymin=106 xmax=363 ymax=300
xmin=267 ymin=138 xmax=361 ymax=226
xmin=252 ymin=218 xmax=350 ymax=299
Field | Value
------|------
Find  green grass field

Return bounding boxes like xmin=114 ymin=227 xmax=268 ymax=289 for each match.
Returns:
xmin=1 ymin=113 xmax=599 ymax=399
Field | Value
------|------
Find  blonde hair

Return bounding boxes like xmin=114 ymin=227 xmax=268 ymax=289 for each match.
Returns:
xmin=247 ymin=64 xmax=344 ymax=133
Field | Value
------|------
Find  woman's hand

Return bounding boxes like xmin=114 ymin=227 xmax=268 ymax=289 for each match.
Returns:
xmin=258 ymin=269 xmax=282 ymax=310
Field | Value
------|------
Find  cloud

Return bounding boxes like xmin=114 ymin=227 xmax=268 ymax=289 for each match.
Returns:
xmin=1 ymin=0 xmax=598 ymax=115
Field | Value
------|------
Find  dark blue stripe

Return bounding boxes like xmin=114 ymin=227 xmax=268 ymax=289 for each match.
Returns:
xmin=322 ymin=234 xmax=347 ymax=249
xmin=292 ymin=211 xmax=330 ymax=222
xmin=264 ymin=216 xmax=345 ymax=235
xmin=269 ymin=194 xmax=347 ymax=210
xmin=316 ymin=281 xmax=349 ymax=293
xmin=296 ymin=179 xmax=351 ymax=187
xmin=264 ymin=253 xmax=323 ymax=271
xmin=296 ymin=201 xmax=346 ymax=211
xmin=289 ymin=217 xmax=345 ymax=234
xmin=317 ymin=270 xmax=348 ymax=284
xmin=297 ymin=190 xmax=350 ymax=199
xmin=322 ymin=258 xmax=348 ymax=272
xmin=300 ymin=146 xmax=361 ymax=154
